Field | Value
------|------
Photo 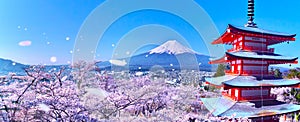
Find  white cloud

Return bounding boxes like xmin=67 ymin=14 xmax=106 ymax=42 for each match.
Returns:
xmin=18 ymin=40 xmax=32 ymax=46
xmin=109 ymin=59 xmax=127 ymax=66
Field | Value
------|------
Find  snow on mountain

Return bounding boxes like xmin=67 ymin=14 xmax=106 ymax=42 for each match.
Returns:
xmin=149 ymin=40 xmax=197 ymax=55
xmin=97 ymin=40 xmax=214 ymax=71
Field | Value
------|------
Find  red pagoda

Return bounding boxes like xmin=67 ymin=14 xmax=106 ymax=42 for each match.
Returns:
xmin=201 ymin=0 xmax=300 ymax=121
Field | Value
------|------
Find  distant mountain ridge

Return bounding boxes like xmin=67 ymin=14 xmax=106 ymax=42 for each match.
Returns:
xmin=2 ymin=40 xmax=295 ymax=74
xmin=97 ymin=40 xmax=214 ymax=71
xmin=0 ymin=58 xmax=28 ymax=75
xmin=0 ymin=58 xmax=68 ymax=76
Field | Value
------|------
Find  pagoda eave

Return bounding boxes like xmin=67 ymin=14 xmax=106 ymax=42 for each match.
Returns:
xmin=205 ymin=75 xmax=300 ymax=88
xmin=209 ymin=56 xmax=226 ymax=64
xmin=211 ymin=24 xmax=296 ymax=45
xmin=223 ymin=83 xmax=300 ymax=89
xmin=209 ymin=53 xmax=298 ymax=65
xmin=201 ymin=97 xmax=300 ymax=119
xmin=211 ymin=32 xmax=235 ymax=45
xmin=228 ymin=24 xmax=296 ymax=39
xmin=226 ymin=52 xmax=298 ymax=62
xmin=204 ymin=81 xmax=224 ymax=88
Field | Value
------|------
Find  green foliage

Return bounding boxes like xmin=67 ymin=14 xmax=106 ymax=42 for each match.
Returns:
xmin=286 ymin=69 xmax=300 ymax=79
xmin=204 ymin=86 xmax=209 ymax=91
xmin=291 ymin=88 xmax=297 ymax=96
xmin=274 ymin=68 xmax=282 ymax=78
xmin=203 ymin=85 xmax=219 ymax=92
xmin=296 ymin=113 xmax=300 ymax=121
xmin=290 ymin=88 xmax=300 ymax=103
xmin=213 ymin=64 xmax=225 ymax=77
xmin=296 ymin=93 xmax=300 ymax=103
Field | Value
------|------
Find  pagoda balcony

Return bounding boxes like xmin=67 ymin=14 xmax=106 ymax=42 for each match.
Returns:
xmin=225 ymin=70 xmax=270 ymax=76
xmin=242 ymin=70 xmax=269 ymax=75
xmin=227 ymin=48 xmax=274 ymax=53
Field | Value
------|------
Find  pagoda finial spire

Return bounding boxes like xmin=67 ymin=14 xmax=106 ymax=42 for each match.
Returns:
xmin=245 ymin=0 xmax=257 ymax=28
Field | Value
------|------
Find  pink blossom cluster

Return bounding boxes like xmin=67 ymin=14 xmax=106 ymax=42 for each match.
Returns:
xmin=0 ymin=62 xmax=247 ymax=121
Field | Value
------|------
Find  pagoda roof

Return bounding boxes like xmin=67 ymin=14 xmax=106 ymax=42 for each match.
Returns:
xmin=212 ymin=24 xmax=296 ymax=45
xmin=226 ymin=51 xmax=298 ymax=61
xmin=205 ymin=75 xmax=300 ymax=87
xmin=209 ymin=51 xmax=298 ymax=64
xmin=229 ymin=24 xmax=296 ymax=38
xmin=201 ymin=97 xmax=300 ymax=118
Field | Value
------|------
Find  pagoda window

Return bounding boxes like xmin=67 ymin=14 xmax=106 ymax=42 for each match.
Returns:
xmin=239 ymin=42 xmax=243 ymax=46
xmin=236 ymin=60 xmax=241 ymax=64
xmin=238 ymin=37 xmax=243 ymax=41
xmin=241 ymin=89 xmax=269 ymax=97
xmin=228 ymin=89 xmax=231 ymax=95
xmin=232 ymin=61 xmax=236 ymax=64
xmin=238 ymin=65 xmax=242 ymax=74
xmin=245 ymin=36 xmax=266 ymax=42
xmin=231 ymin=66 xmax=235 ymax=72
xmin=244 ymin=42 xmax=266 ymax=47
xmin=243 ymin=66 xmax=267 ymax=71
xmin=235 ymin=89 xmax=239 ymax=98
xmin=243 ymin=60 xmax=267 ymax=65
xmin=238 ymin=65 xmax=241 ymax=70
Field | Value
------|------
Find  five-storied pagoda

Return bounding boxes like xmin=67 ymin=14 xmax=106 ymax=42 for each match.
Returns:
xmin=201 ymin=0 xmax=300 ymax=121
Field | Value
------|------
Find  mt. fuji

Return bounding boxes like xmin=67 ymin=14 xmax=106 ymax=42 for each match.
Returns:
xmin=98 ymin=40 xmax=214 ymax=71
xmin=149 ymin=40 xmax=197 ymax=55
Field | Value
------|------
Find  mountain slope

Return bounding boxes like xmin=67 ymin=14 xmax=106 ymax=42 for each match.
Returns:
xmin=127 ymin=52 xmax=212 ymax=71
xmin=98 ymin=40 xmax=214 ymax=71
xmin=149 ymin=40 xmax=196 ymax=54
xmin=0 ymin=58 xmax=69 ymax=76
xmin=0 ymin=58 xmax=28 ymax=75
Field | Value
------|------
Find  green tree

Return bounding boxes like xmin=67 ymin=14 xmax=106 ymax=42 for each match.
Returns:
xmin=213 ymin=64 xmax=225 ymax=77
xmin=291 ymin=88 xmax=300 ymax=103
xmin=274 ymin=68 xmax=282 ymax=78
xmin=286 ymin=69 xmax=299 ymax=79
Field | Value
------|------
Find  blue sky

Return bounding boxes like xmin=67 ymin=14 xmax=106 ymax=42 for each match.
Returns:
xmin=0 ymin=0 xmax=300 ymax=68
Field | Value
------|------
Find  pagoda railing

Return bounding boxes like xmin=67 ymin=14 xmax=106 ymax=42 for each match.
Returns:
xmin=225 ymin=70 xmax=270 ymax=75
xmin=227 ymin=47 xmax=274 ymax=53
xmin=242 ymin=70 xmax=268 ymax=75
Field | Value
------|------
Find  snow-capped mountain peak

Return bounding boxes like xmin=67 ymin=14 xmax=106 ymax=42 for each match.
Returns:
xmin=149 ymin=40 xmax=196 ymax=55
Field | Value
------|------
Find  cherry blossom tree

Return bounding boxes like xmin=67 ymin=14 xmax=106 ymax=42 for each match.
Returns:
xmin=0 ymin=65 xmax=94 ymax=121
xmin=0 ymin=61 xmax=245 ymax=121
